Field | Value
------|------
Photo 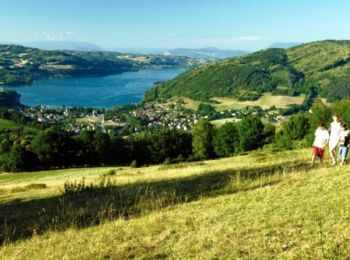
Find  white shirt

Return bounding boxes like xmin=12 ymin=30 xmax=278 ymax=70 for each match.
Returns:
xmin=313 ymin=128 xmax=330 ymax=148
xmin=330 ymin=121 xmax=341 ymax=139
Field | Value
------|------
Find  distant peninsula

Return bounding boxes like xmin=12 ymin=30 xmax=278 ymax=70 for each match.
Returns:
xmin=0 ymin=45 xmax=206 ymax=86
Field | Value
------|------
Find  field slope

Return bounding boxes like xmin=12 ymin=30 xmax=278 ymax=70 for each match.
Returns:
xmin=1 ymin=149 xmax=350 ymax=259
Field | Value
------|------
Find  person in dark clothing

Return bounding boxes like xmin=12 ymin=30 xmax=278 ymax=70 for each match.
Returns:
xmin=338 ymin=123 xmax=350 ymax=166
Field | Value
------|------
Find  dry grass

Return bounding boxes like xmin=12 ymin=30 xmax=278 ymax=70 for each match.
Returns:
xmin=210 ymin=117 xmax=242 ymax=126
xmin=169 ymin=94 xmax=304 ymax=112
xmin=212 ymin=93 xmax=305 ymax=110
xmin=2 ymin=148 xmax=350 ymax=259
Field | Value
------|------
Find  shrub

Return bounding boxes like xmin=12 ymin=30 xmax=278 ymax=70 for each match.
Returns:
xmin=105 ymin=169 xmax=117 ymax=176
xmin=162 ymin=158 xmax=172 ymax=166
xmin=130 ymin=160 xmax=139 ymax=168
xmin=25 ymin=183 xmax=47 ymax=189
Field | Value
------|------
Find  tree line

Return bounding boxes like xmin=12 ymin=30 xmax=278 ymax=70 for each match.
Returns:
xmin=1 ymin=97 xmax=349 ymax=172
xmin=0 ymin=115 xmax=274 ymax=172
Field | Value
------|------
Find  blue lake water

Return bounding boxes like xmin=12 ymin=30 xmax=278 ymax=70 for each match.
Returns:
xmin=7 ymin=68 xmax=185 ymax=108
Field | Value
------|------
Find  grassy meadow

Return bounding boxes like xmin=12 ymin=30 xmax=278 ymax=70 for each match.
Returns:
xmin=0 ymin=119 xmax=23 ymax=130
xmin=169 ymin=93 xmax=305 ymax=112
xmin=1 ymin=148 xmax=350 ymax=259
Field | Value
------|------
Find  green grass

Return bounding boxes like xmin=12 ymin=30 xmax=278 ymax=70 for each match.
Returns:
xmin=2 ymin=149 xmax=350 ymax=258
xmin=0 ymin=119 xmax=21 ymax=129
xmin=0 ymin=118 xmax=39 ymax=133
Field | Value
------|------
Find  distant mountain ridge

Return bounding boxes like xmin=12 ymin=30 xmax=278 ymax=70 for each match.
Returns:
xmin=144 ymin=40 xmax=350 ymax=102
xmin=20 ymin=41 xmax=105 ymax=52
xmin=163 ymin=48 xmax=248 ymax=59
xmin=115 ymin=47 xmax=248 ymax=59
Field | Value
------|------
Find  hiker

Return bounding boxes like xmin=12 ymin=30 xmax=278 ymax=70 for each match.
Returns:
xmin=329 ymin=114 xmax=342 ymax=165
xmin=311 ymin=122 xmax=330 ymax=166
xmin=338 ymin=123 xmax=350 ymax=166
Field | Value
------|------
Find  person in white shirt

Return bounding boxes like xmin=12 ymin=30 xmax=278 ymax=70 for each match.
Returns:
xmin=329 ymin=114 xmax=342 ymax=165
xmin=311 ymin=122 xmax=330 ymax=166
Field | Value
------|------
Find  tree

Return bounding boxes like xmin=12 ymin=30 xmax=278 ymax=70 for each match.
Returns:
xmin=76 ymin=130 xmax=98 ymax=166
xmin=1 ymin=145 xmax=38 ymax=172
xmin=275 ymin=114 xmax=309 ymax=149
xmin=238 ymin=116 xmax=265 ymax=152
xmin=327 ymin=80 xmax=350 ymax=101
xmin=212 ymin=122 xmax=239 ymax=157
xmin=94 ymin=131 xmax=115 ymax=165
xmin=331 ymin=98 xmax=350 ymax=125
xmin=149 ymin=129 xmax=192 ymax=163
xmin=128 ymin=133 xmax=152 ymax=166
xmin=309 ymin=98 xmax=332 ymax=130
xmin=282 ymin=114 xmax=309 ymax=140
xmin=192 ymin=120 xmax=214 ymax=159
xmin=197 ymin=103 xmax=216 ymax=116
xmin=0 ymin=90 xmax=21 ymax=108
xmin=31 ymin=128 xmax=78 ymax=168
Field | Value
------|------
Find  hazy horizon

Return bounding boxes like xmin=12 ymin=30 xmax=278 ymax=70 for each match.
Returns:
xmin=1 ymin=0 xmax=350 ymax=52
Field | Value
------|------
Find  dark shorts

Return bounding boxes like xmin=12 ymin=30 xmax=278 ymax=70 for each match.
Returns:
xmin=313 ymin=146 xmax=325 ymax=158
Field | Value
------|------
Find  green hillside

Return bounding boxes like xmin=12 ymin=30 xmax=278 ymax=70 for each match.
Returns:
xmin=145 ymin=40 xmax=350 ymax=102
xmin=0 ymin=44 xmax=203 ymax=86
xmin=0 ymin=118 xmax=21 ymax=129
xmin=2 ymin=149 xmax=350 ymax=258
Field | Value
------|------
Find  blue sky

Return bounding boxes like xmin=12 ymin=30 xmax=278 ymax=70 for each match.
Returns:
xmin=1 ymin=0 xmax=350 ymax=51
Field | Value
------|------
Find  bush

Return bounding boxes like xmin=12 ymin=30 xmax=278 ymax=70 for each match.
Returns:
xmin=162 ymin=158 xmax=172 ymax=166
xmin=130 ymin=160 xmax=139 ymax=168
xmin=105 ymin=169 xmax=117 ymax=176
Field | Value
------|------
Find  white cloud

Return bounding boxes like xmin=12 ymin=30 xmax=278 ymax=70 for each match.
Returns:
xmin=65 ymin=31 xmax=78 ymax=36
xmin=40 ymin=31 xmax=78 ymax=41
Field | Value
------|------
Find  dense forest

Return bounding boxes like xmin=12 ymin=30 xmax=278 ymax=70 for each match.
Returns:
xmin=145 ymin=40 xmax=350 ymax=102
xmin=0 ymin=89 xmax=21 ymax=108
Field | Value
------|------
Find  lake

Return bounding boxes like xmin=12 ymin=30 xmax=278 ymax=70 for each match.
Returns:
xmin=7 ymin=68 xmax=185 ymax=108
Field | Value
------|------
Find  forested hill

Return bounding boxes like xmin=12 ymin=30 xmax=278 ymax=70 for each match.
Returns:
xmin=144 ymin=40 xmax=350 ymax=102
xmin=0 ymin=45 xmax=205 ymax=86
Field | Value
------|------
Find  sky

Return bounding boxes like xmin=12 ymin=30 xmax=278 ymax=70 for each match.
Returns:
xmin=1 ymin=0 xmax=350 ymax=51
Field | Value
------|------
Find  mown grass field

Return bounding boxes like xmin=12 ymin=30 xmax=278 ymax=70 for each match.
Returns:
xmin=1 ymin=148 xmax=350 ymax=259
xmin=212 ymin=94 xmax=305 ymax=111
xmin=170 ymin=93 xmax=305 ymax=112
xmin=210 ymin=117 xmax=242 ymax=126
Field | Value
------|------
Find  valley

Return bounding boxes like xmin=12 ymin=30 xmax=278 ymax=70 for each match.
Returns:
xmin=2 ymin=1 xmax=350 ymax=259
